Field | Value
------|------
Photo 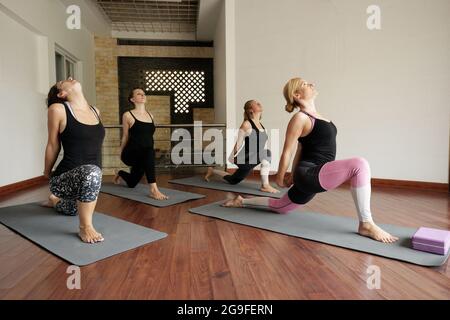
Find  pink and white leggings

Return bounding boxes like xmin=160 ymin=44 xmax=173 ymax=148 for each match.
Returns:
xmin=241 ymin=157 xmax=373 ymax=222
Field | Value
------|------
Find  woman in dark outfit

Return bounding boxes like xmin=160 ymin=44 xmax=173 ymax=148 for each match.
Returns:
xmin=204 ymin=100 xmax=279 ymax=194
xmin=114 ymin=88 xmax=168 ymax=200
xmin=43 ymin=77 xmax=105 ymax=244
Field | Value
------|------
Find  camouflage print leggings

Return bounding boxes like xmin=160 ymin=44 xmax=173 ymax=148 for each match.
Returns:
xmin=49 ymin=165 xmax=102 ymax=216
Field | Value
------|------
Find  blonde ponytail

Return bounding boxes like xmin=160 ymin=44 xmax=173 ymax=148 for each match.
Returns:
xmin=243 ymin=100 xmax=255 ymax=121
xmin=283 ymin=77 xmax=304 ymax=113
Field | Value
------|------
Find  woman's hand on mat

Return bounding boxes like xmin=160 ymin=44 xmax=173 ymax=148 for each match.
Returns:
xmin=284 ymin=173 xmax=293 ymax=187
xmin=276 ymin=173 xmax=293 ymax=188
xmin=276 ymin=175 xmax=286 ymax=188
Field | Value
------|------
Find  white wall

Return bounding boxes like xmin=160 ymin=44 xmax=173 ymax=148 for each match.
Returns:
xmin=214 ymin=0 xmax=238 ymax=166
xmin=213 ymin=0 xmax=226 ymax=124
xmin=234 ymin=0 xmax=450 ymax=183
xmin=0 ymin=0 xmax=96 ymax=186
xmin=59 ymin=0 xmax=111 ymax=37
xmin=225 ymin=0 xmax=236 ymax=134
xmin=197 ymin=0 xmax=222 ymax=41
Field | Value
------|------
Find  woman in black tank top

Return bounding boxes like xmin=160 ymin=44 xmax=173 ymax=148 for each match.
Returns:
xmin=114 ymin=88 xmax=169 ymax=200
xmin=43 ymin=77 xmax=105 ymax=244
xmin=204 ymin=100 xmax=279 ymax=194
xmin=223 ymin=78 xmax=398 ymax=244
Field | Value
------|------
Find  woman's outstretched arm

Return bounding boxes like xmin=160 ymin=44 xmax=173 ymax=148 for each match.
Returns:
xmin=276 ymin=113 xmax=305 ymax=187
xmin=228 ymin=121 xmax=251 ymax=163
xmin=283 ymin=142 xmax=302 ymax=186
xmin=119 ymin=112 xmax=131 ymax=154
xmin=43 ymin=104 xmax=63 ymax=178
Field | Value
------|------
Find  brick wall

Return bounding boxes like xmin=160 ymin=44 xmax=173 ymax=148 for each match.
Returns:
xmin=94 ymin=37 xmax=216 ymax=174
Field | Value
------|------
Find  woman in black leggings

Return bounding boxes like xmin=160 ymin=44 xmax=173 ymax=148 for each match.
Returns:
xmin=204 ymin=100 xmax=279 ymax=193
xmin=114 ymin=88 xmax=168 ymax=200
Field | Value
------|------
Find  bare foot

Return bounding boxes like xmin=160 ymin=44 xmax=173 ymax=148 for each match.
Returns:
xmin=261 ymin=185 xmax=280 ymax=193
xmin=358 ymin=222 xmax=399 ymax=243
xmin=41 ymin=194 xmax=60 ymax=208
xmin=149 ymin=188 xmax=169 ymax=200
xmin=222 ymin=195 xmax=244 ymax=208
xmin=79 ymin=225 xmax=104 ymax=244
xmin=204 ymin=167 xmax=214 ymax=182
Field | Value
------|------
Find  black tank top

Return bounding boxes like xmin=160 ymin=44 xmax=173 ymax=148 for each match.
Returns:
xmin=126 ymin=110 xmax=155 ymax=148
xmin=297 ymin=110 xmax=337 ymax=165
xmin=236 ymin=118 xmax=268 ymax=164
xmin=53 ymin=102 xmax=105 ymax=177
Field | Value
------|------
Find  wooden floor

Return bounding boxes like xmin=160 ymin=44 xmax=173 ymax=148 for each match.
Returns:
xmin=0 ymin=173 xmax=449 ymax=300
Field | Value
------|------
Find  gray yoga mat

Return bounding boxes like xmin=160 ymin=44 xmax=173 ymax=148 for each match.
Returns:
xmin=101 ymin=183 xmax=205 ymax=207
xmin=169 ymin=176 xmax=288 ymax=198
xmin=189 ymin=201 xmax=450 ymax=267
xmin=0 ymin=203 xmax=167 ymax=266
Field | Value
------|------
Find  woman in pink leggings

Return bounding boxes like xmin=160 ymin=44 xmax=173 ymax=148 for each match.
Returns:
xmin=224 ymin=77 xmax=398 ymax=243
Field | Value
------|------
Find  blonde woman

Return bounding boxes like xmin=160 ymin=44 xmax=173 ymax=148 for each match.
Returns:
xmin=205 ymin=100 xmax=279 ymax=193
xmin=223 ymin=78 xmax=398 ymax=243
